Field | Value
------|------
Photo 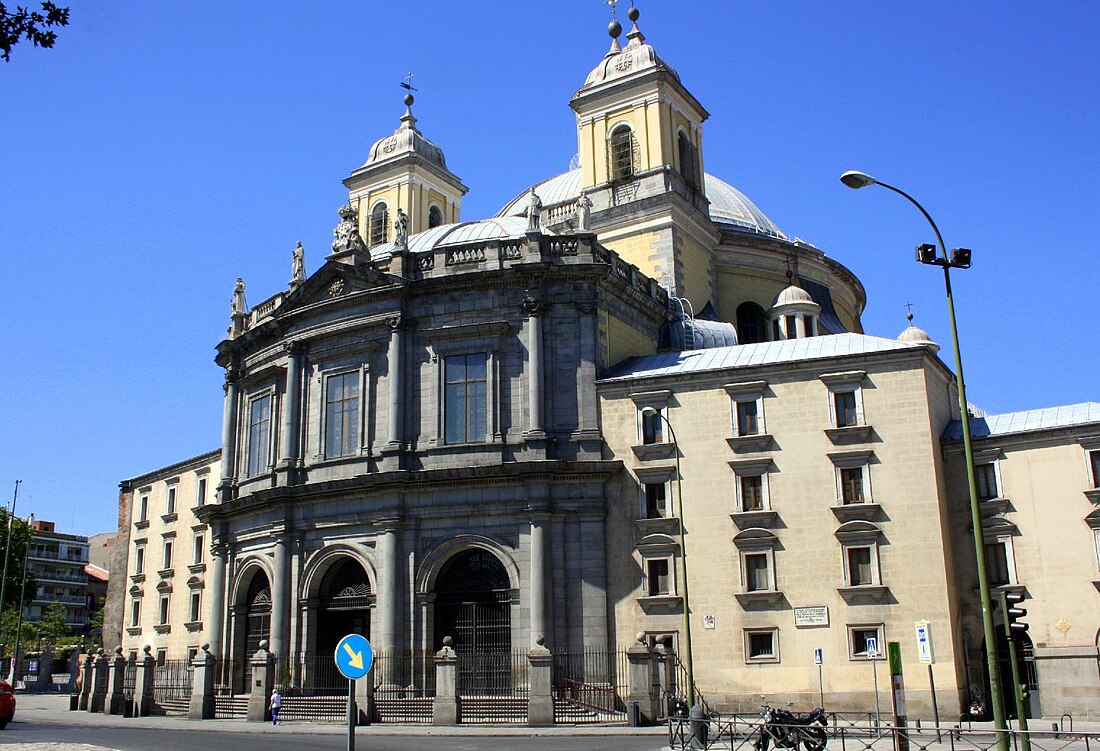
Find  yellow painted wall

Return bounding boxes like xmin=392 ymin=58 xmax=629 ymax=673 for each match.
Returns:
xmin=715 ymin=267 xmax=785 ymax=324
xmin=677 ymin=230 xmax=713 ymax=311
xmin=603 ymin=231 xmax=663 ymax=281
xmin=602 ymin=309 xmax=657 ymax=368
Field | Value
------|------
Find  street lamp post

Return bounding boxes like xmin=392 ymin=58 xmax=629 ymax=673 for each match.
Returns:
xmin=640 ymin=406 xmax=696 ymax=707
xmin=10 ymin=513 xmax=34 ymax=685
xmin=840 ymin=170 xmax=1008 ymax=746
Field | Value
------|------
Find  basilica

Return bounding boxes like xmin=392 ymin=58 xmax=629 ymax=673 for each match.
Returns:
xmin=105 ymin=7 xmax=1100 ymax=720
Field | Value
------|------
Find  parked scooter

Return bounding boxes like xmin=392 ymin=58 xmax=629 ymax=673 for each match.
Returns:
xmin=754 ymin=698 xmax=828 ymax=751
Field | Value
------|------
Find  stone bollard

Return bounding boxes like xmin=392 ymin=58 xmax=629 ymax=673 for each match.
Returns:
xmin=131 ymin=646 xmax=155 ymax=717
xmin=88 ymin=649 xmax=108 ymax=713
xmin=626 ymin=632 xmax=658 ymax=726
xmin=432 ymin=637 xmax=459 ymax=726
xmin=105 ymin=647 xmax=127 ymax=715
xmin=189 ymin=643 xmax=217 ymax=720
xmin=246 ymin=640 xmax=274 ymax=723
xmin=657 ymin=639 xmax=679 ymax=717
xmin=527 ymin=635 xmax=554 ymax=727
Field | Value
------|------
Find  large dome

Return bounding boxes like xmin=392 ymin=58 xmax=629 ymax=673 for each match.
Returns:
xmin=496 ymin=168 xmax=786 ymax=240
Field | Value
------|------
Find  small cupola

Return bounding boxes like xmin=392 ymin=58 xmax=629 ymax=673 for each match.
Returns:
xmin=768 ymin=283 xmax=821 ymax=340
xmin=897 ymin=313 xmax=939 ymax=352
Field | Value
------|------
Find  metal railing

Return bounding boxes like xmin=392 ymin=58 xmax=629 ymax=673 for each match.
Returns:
xmin=152 ymin=659 xmax=192 ymax=705
xmin=374 ymin=650 xmax=435 ymax=724
xmin=668 ymin=716 xmax=1100 ymax=751
xmin=552 ymin=649 xmax=628 ymax=723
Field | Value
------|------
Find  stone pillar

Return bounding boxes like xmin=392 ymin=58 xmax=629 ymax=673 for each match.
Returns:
xmin=527 ymin=637 xmax=554 ymax=727
xmin=87 ymin=649 xmax=107 ymax=713
xmin=523 ymin=296 xmax=545 ymax=439
xmin=206 ymin=538 xmax=228 ymax=657
xmin=529 ymin=513 xmax=548 ymax=647
xmin=189 ymin=643 xmax=217 ymax=720
xmin=104 ymin=647 xmax=127 ymax=715
xmin=432 ymin=637 xmax=459 ymax=726
xmin=270 ymin=532 xmax=290 ymax=663
xmin=132 ymin=646 xmax=155 ymax=717
xmin=218 ymin=367 xmax=240 ymax=501
xmin=278 ymin=343 xmax=303 ymax=475
xmin=355 ymin=669 xmax=374 ymax=725
xmin=657 ymin=640 xmax=678 ymax=716
xmin=626 ymin=633 xmax=658 ymax=726
xmin=246 ymin=641 xmax=274 ymax=723
xmin=376 ymin=519 xmax=402 ymax=657
xmin=383 ymin=317 xmax=403 ymax=461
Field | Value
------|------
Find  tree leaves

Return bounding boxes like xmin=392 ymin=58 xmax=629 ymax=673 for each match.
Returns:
xmin=1 ymin=2 xmax=71 ymax=62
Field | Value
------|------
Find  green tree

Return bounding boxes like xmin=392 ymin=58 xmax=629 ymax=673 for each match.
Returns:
xmin=0 ymin=2 xmax=70 ymax=62
xmin=37 ymin=601 xmax=70 ymax=648
xmin=0 ymin=510 xmax=36 ymax=612
xmin=0 ymin=607 xmax=35 ymax=659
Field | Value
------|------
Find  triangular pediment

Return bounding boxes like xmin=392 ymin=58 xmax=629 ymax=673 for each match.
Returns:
xmin=275 ymin=260 xmax=400 ymax=316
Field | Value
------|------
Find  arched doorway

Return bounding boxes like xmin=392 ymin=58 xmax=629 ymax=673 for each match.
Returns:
xmin=736 ymin=302 xmax=767 ymax=344
xmin=244 ymin=573 xmax=271 ymax=656
xmin=317 ymin=558 xmax=373 ymax=659
xmin=433 ymin=549 xmax=511 ymax=654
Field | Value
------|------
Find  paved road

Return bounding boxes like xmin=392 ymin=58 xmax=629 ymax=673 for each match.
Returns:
xmin=0 ymin=721 xmax=670 ymax=751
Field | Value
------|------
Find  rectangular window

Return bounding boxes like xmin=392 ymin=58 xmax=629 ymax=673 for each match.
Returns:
xmin=745 ymin=629 xmax=778 ymax=662
xmin=1090 ymin=450 xmax=1100 ymax=489
xmin=744 ymin=552 xmax=770 ymax=592
xmin=444 ymin=354 xmax=487 ymax=444
xmin=736 ymin=401 xmax=759 ymax=436
xmin=189 ymin=591 xmax=201 ymax=622
xmin=193 ymin=535 xmax=204 ymax=564
xmin=986 ymin=541 xmax=1011 ymax=587
xmin=850 ymin=625 xmax=884 ymax=659
xmin=641 ymin=409 xmax=664 ymax=445
xmin=196 ymin=477 xmax=207 ymax=507
xmin=646 ymin=558 xmax=671 ymax=596
xmin=840 ymin=467 xmax=865 ymax=504
xmin=159 ymin=595 xmax=170 ymax=625
xmin=325 ymin=371 xmax=360 ymax=459
xmin=834 ymin=391 xmax=859 ymax=428
xmin=246 ymin=394 xmax=273 ymax=476
xmin=806 ymin=318 xmax=816 ymax=337
xmin=166 ymin=486 xmax=176 ymax=514
xmin=784 ymin=315 xmax=797 ymax=339
xmin=162 ymin=541 xmax=173 ymax=570
xmin=156 ymin=649 xmax=166 ymax=667
xmin=138 ymin=496 xmax=148 ymax=522
xmin=846 ymin=546 xmax=874 ymax=586
xmin=741 ymin=475 xmax=765 ymax=512
xmin=135 ymin=547 xmax=145 ymax=574
xmin=130 ymin=600 xmax=141 ymax=627
xmin=644 ymin=482 xmax=668 ymax=519
xmin=771 ymin=319 xmax=781 ymax=341
xmin=976 ymin=463 xmax=999 ymax=501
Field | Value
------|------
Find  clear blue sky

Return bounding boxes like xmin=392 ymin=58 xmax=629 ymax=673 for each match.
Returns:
xmin=3 ymin=1 xmax=1098 ymax=536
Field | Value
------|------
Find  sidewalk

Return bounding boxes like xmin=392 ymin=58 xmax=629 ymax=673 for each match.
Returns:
xmin=12 ymin=693 xmax=669 ymax=737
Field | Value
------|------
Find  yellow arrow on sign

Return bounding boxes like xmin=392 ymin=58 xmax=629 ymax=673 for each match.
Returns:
xmin=343 ymin=642 xmax=364 ymax=670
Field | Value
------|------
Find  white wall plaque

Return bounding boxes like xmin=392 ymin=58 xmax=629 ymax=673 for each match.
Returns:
xmin=794 ymin=606 xmax=830 ymax=627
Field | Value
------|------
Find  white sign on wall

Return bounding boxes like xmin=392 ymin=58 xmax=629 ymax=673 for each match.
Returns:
xmin=794 ymin=606 xmax=830 ymax=627
xmin=703 ymin=614 xmax=716 ymax=630
xmin=915 ymin=620 xmax=935 ymax=665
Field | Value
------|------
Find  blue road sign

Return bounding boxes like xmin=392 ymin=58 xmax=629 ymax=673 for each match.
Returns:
xmin=334 ymin=633 xmax=374 ymax=680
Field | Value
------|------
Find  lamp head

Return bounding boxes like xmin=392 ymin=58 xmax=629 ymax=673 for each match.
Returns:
xmin=915 ymin=243 xmax=938 ymax=265
xmin=840 ymin=170 xmax=877 ymax=189
xmin=950 ymin=247 xmax=972 ymax=269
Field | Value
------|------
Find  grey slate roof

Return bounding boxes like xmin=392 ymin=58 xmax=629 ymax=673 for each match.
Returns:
xmin=943 ymin=403 xmax=1100 ymax=442
xmin=599 ymin=333 xmax=927 ymax=383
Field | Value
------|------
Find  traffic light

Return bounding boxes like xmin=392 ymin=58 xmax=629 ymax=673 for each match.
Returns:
xmin=1005 ymin=592 xmax=1029 ymax=634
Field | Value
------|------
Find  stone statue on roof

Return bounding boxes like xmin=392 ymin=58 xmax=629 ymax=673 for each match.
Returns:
xmin=576 ymin=193 xmax=592 ymax=231
xmin=332 ymin=203 xmax=366 ymax=254
xmin=291 ymin=241 xmax=305 ymax=286
xmin=526 ymin=187 xmax=543 ymax=233
xmin=394 ymin=208 xmax=409 ymax=249
xmin=231 ymin=278 xmax=247 ymax=316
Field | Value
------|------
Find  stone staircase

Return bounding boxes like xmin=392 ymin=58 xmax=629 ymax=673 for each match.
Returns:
xmin=214 ymin=694 xmax=248 ymax=718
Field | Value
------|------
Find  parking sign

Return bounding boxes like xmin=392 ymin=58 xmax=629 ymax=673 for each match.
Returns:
xmin=865 ymin=637 xmax=878 ymax=658
xmin=914 ymin=621 xmax=935 ymax=665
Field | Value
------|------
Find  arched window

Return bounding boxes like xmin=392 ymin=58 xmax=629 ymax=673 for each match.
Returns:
xmin=428 ymin=205 xmax=444 ymax=229
xmin=736 ymin=302 xmax=767 ymax=344
xmin=369 ymin=202 xmax=389 ymax=246
xmin=678 ymin=130 xmax=698 ymax=187
xmin=608 ymin=125 xmax=635 ymax=181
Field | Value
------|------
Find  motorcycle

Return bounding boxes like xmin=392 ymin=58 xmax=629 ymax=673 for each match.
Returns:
xmin=754 ymin=700 xmax=828 ymax=751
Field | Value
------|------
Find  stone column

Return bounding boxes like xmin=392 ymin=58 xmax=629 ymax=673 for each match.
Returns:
xmin=278 ymin=343 xmax=304 ymax=479
xmin=523 ymin=296 xmax=545 ymax=440
xmin=246 ymin=641 xmax=274 ymax=723
xmin=189 ymin=644 xmax=217 ymax=720
xmin=87 ymin=649 xmax=107 ymax=713
xmin=432 ymin=637 xmax=459 ymax=726
xmin=355 ymin=669 xmax=374 ymax=725
xmin=104 ymin=647 xmax=127 ymax=715
xmin=529 ymin=512 xmax=549 ymax=648
xmin=527 ymin=637 xmax=554 ymax=727
xmin=578 ymin=512 xmax=609 ymax=652
xmin=218 ymin=367 xmax=240 ymax=501
xmin=132 ymin=646 xmax=155 ymax=717
xmin=626 ymin=633 xmax=658 ymax=726
xmin=206 ymin=538 xmax=228 ymax=657
xmin=270 ymin=532 xmax=290 ymax=663
xmin=383 ymin=317 xmax=403 ymax=462
xmin=376 ymin=519 xmax=402 ymax=657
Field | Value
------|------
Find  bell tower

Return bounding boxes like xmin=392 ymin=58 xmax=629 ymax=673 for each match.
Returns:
xmin=569 ymin=5 xmax=715 ymax=306
xmin=343 ymin=94 xmax=468 ymax=248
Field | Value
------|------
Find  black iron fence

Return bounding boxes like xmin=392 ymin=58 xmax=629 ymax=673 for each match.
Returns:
xmin=552 ymin=649 xmax=628 ymax=723
xmin=456 ymin=651 xmax=529 ymax=724
xmin=374 ymin=650 xmax=435 ymax=724
xmin=152 ymin=659 xmax=192 ymax=710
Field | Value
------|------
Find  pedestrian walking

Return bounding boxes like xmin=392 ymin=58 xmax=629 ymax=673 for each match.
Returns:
xmin=270 ymin=687 xmax=282 ymax=725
